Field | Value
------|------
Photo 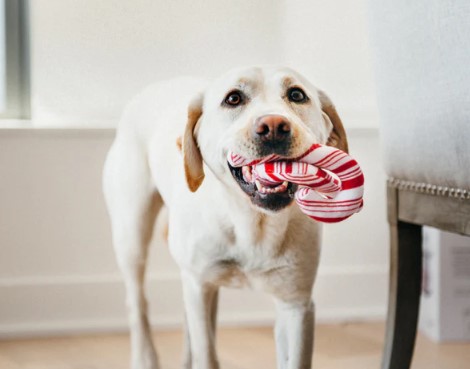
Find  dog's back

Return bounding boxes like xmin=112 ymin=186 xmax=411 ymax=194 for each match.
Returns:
xmin=103 ymin=77 xmax=206 ymax=208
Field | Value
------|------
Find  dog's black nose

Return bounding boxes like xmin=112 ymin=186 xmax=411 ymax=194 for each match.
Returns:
xmin=252 ymin=115 xmax=291 ymax=142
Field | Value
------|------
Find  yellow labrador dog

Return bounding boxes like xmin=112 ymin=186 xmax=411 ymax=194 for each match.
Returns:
xmin=103 ymin=66 xmax=347 ymax=369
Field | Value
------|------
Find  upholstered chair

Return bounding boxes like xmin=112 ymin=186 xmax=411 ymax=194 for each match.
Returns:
xmin=367 ymin=1 xmax=470 ymax=368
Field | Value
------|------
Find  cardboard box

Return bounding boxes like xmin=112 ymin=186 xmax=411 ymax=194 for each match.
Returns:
xmin=419 ymin=226 xmax=470 ymax=342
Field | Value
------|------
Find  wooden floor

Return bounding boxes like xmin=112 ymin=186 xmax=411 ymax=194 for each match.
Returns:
xmin=1 ymin=322 xmax=469 ymax=369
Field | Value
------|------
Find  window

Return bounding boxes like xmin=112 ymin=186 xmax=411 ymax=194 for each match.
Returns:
xmin=0 ymin=0 xmax=29 ymax=119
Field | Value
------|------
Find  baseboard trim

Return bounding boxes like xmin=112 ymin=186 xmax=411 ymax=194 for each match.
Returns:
xmin=0 ymin=267 xmax=387 ymax=338
xmin=0 ymin=308 xmax=386 ymax=339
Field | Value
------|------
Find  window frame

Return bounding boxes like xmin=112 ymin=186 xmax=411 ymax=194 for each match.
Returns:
xmin=1 ymin=0 xmax=29 ymax=119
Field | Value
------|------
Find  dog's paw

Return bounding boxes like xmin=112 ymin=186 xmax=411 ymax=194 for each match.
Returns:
xmin=131 ymin=349 xmax=160 ymax=369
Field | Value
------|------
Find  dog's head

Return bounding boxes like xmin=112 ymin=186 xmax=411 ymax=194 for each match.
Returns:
xmin=183 ymin=66 xmax=348 ymax=213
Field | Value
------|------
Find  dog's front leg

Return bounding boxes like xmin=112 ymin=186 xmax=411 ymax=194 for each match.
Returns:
xmin=181 ymin=271 xmax=220 ymax=369
xmin=274 ymin=299 xmax=315 ymax=369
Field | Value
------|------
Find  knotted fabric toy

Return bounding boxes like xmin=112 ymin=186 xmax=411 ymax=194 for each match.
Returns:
xmin=228 ymin=144 xmax=364 ymax=223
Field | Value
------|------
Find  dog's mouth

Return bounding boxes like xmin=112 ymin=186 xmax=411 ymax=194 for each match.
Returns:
xmin=227 ymin=162 xmax=298 ymax=212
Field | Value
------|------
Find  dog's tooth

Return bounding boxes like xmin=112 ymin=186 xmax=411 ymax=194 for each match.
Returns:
xmin=242 ymin=166 xmax=253 ymax=183
xmin=255 ymin=179 xmax=263 ymax=191
xmin=282 ymin=181 xmax=288 ymax=187
xmin=268 ymin=182 xmax=286 ymax=193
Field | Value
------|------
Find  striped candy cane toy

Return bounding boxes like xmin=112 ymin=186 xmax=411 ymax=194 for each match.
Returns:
xmin=228 ymin=144 xmax=364 ymax=223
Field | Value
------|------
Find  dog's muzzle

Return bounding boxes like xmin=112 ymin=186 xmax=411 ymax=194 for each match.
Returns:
xmin=252 ymin=114 xmax=292 ymax=157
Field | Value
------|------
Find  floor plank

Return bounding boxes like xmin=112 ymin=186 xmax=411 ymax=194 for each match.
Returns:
xmin=0 ymin=322 xmax=469 ymax=369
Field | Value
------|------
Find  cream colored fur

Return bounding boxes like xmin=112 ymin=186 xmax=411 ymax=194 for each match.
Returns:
xmin=103 ymin=66 xmax=347 ymax=369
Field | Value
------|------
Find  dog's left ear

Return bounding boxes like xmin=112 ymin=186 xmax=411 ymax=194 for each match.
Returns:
xmin=318 ymin=90 xmax=349 ymax=153
xmin=183 ymin=93 xmax=205 ymax=192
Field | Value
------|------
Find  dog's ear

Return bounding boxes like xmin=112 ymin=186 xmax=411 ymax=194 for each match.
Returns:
xmin=318 ymin=90 xmax=349 ymax=153
xmin=183 ymin=93 xmax=205 ymax=192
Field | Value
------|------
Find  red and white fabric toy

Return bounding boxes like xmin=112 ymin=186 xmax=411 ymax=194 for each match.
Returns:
xmin=228 ymin=144 xmax=364 ymax=223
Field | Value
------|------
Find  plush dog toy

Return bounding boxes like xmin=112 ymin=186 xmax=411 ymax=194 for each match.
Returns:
xmin=228 ymin=144 xmax=364 ymax=223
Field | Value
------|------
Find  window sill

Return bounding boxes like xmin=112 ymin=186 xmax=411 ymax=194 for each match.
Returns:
xmin=0 ymin=120 xmax=378 ymax=140
xmin=0 ymin=119 xmax=33 ymax=128
xmin=0 ymin=119 xmax=117 ymax=129
xmin=0 ymin=121 xmax=116 ymax=139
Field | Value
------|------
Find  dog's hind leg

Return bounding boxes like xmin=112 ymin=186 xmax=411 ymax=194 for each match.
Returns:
xmin=103 ymin=139 xmax=162 ymax=369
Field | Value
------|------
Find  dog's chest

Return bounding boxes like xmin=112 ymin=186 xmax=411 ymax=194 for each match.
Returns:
xmin=198 ymin=214 xmax=289 ymax=289
xmin=203 ymin=254 xmax=285 ymax=290
xmin=204 ymin=258 xmax=249 ymax=288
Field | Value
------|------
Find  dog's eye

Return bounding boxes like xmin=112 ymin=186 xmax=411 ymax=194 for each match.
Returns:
xmin=287 ymin=87 xmax=308 ymax=103
xmin=224 ymin=91 xmax=244 ymax=107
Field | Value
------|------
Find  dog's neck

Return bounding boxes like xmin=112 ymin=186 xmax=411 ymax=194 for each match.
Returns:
xmin=202 ymin=170 xmax=294 ymax=250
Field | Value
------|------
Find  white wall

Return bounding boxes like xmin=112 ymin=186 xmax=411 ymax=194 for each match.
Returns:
xmin=29 ymin=0 xmax=282 ymax=126
xmin=280 ymin=0 xmax=380 ymax=128
xmin=29 ymin=0 xmax=378 ymax=129
xmin=0 ymin=129 xmax=388 ymax=337
xmin=0 ymin=1 xmax=389 ymax=337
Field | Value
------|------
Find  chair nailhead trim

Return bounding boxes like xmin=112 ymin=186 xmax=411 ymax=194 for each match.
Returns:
xmin=388 ymin=178 xmax=470 ymax=200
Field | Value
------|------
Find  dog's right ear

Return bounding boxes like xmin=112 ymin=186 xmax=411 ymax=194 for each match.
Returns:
xmin=183 ymin=93 xmax=205 ymax=192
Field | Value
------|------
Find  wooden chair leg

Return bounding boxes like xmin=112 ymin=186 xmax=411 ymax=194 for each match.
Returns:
xmin=381 ymin=219 xmax=423 ymax=369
